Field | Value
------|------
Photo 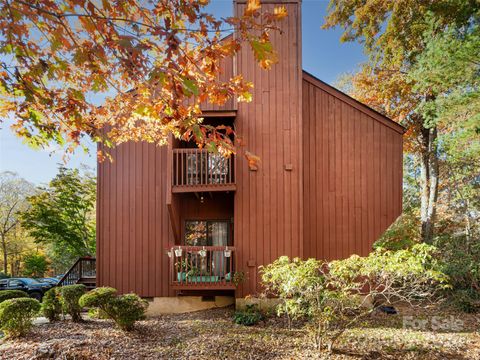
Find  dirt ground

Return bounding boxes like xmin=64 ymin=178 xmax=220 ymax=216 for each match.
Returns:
xmin=1 ymin=305 xmax=479 ymax=359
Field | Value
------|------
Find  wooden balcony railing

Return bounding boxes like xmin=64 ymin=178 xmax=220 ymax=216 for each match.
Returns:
xmin=168 ymin=245 xmax=237 ymax=290
xmin=172 ymin=149 xmax=235 ymax=192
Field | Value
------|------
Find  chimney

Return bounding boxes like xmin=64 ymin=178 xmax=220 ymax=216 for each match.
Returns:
xmin=233 ymin=0 xmax=304 ymax=297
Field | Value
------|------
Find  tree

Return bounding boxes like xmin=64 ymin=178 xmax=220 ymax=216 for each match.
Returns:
xmin=0 ymin=172 xmax=34 ymax=274
xmin=22 ymin=253 xmax=49 ymax=278
xmin=0 ymin=0 xmax=287 ymax=156
xmin=22 ymin=167 xmax=96 ymax=261
xmin=324 ymin=0 xmax=480 ymax=243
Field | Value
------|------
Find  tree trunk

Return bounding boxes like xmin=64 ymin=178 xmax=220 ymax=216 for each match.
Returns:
xmin=419 ymin=126 xmax=439 ymax=244
xmin=1 ymin=234 xmax=7 ymax=274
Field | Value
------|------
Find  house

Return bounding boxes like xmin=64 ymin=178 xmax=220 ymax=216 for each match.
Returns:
xmin=96 ymin=0 xmax=404 ymax=313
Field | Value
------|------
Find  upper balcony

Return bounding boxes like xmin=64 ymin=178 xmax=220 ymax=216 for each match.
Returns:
xmin=172 ymin=148 xmax=235 ymax=193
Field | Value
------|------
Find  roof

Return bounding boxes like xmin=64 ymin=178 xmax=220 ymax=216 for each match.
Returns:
xmin=302 ymin=70 xmax=406 ymax=134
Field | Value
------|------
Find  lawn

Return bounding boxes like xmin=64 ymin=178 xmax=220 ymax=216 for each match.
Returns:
xmin=1 ymin=305 xmax=479 ymax=359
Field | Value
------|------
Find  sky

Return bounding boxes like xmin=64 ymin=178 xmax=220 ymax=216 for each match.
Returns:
xmin=0 ymin=0 xmax=366 ymax=185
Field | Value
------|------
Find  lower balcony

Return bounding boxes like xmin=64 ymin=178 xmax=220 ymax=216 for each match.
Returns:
xmin=168 ymin=245 xmax=237 ymax=290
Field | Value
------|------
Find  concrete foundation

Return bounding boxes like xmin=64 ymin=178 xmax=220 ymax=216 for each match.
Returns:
xmin=145 ymin=296 xmax=235 ymax=316
xmin=235 ymin=297 xmax=281 ymax=312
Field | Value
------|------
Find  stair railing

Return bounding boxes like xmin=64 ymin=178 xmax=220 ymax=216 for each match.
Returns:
xmin=57 ymin=257 xmax=96 ymax=287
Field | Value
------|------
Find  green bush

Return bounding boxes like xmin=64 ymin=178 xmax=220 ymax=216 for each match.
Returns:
xmin=0 ymin=290 xmax=29 ymax=303
xmin=57 ymin=284 xmax=86 ymax=322
xmin=41 ymin=288 xmax=62 ymax=322
xmin=451 ymin=289 xmax=480 ymax=313
xmin=0 ymin=298 xmax=41 ymax=338
xmin=79 ymin=287 xmax=148 ymax=331
xmin=233 ymin=304 xmax=263 ymax=326
xmin=79 ymin=287 xmax=117 ymax=309
xmin=261 ymin=244 xmax=450 ymax=353
xmin=87 ymin=307 xmax=110 ymax=319
xmin=108 ymin=294 xmax=148 ymax=331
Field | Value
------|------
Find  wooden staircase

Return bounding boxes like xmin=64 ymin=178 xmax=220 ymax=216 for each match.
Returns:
xmin=57 ymin=257 xmax=96 ymax=290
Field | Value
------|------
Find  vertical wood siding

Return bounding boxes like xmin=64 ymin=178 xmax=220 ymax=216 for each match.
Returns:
xmin=97 ymin=142 xmax=175 ymax=297
xmin=302 ymin=74 xmax=404 ymax=260
xmin=234 ymin=0 xmax=303 ymax=297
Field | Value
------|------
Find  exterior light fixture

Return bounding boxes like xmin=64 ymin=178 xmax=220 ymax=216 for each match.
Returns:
xmin=199 ymin=246 xmax=207 ymax=257
xmin=166 ymin=249 xmax=172 ymax=258
xmin=224 ymin=246 xmax=231 ymax=258
xmin=174 ymin=247 xmax=183 ymax=257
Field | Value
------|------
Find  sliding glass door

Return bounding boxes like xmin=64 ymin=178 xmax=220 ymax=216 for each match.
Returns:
xmin=184 ymin=220 xmax=231 ymax=278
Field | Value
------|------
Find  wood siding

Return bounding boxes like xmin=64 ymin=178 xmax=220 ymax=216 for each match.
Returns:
xmin=234 ymin=0 xmax=303 ymax=297
xmin=97 ymin=0 xmax=404 ymax=299
xmin=302 ymin=73 xmax=404 ymax=260
xmin=97 ymin=142 xmax=175 ymax=297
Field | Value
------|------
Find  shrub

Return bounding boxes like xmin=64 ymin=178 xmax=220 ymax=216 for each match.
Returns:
xmin=87 ymin=308 xmax=110 ymax=319
xmin=79 ymin=287 xmax=148 ymax=331
xmin=0 ymin=290 xmax=29 ymax=303
xmin=233 ymin=304 xmax=263 ymax=326
xmin=451 ymin=289 xmax=480 ymax=313
xmin=57 ymin=284 xmax=86 ymax=322
xmin=41 ymin=288 xmax=62 ymax=322
xmin=108 ymin=294 xmax=148 ymax=331
xmin=79 ymin=287 xmax=117 ymax=309
xmin=261 ymin=244 xmax=449 ymax=353
xmin=0 ymin=297 xmax=41 ymax=338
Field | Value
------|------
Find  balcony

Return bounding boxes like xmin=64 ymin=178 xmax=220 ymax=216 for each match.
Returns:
xmin=168 ymin=246 xmax=237 ymax=290
xmin=172 ymin=148 xmax=235 ymax=193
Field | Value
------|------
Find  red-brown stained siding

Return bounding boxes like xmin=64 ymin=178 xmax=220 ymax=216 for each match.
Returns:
xmin=234 ymin=0 xmax=303 ymax=297
xmin=302 ymin=73 xmax=403 ymax=260
xmin=97 ymin=142 xmax=175 ymax=297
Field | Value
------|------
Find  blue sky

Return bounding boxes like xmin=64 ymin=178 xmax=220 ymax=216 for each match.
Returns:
xmin=0 ymin=0 xmax=365 ymax=185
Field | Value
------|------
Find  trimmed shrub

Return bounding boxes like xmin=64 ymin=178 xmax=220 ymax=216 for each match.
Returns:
xmin=79 ymin=287 xmax=148 ymax=331
xmin=79 ymin=287 xmax=117 ymax=309
xmin=233 ymin=304 xmax=263 ymax=326
xmin=57 ymin=284 xmax=86 ymax=322
xmin=108 ymin=294 xmax=148 ymax=331
xmin=0 ymin=290 xmax=29 ymax=303
xmin=41 ymin=288 xmax=62 ymax=322
xmin=0 ymin=297 xmax=41 ymax=338
xmin=87 ymin=308 xmax=110 ymax=319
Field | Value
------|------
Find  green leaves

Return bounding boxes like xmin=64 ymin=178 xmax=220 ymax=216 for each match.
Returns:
xmin=21 ymin=167 xmax=96 ymax=260
xmin=250 ymin=38 xmax=278 ymax=69
xmin=182 ymin=77 xmax=200 ymax=96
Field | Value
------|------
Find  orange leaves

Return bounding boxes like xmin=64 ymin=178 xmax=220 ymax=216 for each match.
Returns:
xmin=0 ymin=0 xmax=286 ymax=157
xmin=245 ymin=0 xmax=261 ymax=16
xmin=244 ymin=151 xmax=261 ymax=171
xmin=274 ymin=6 xmax=288 ymax=20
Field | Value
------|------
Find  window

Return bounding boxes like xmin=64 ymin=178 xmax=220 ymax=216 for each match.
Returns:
xmin=184 ymin=220 xmax=230 ymax=246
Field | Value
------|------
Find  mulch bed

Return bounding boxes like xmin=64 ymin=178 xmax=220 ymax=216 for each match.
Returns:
xmin=1 ymin=305 xmax=479 ymax=359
